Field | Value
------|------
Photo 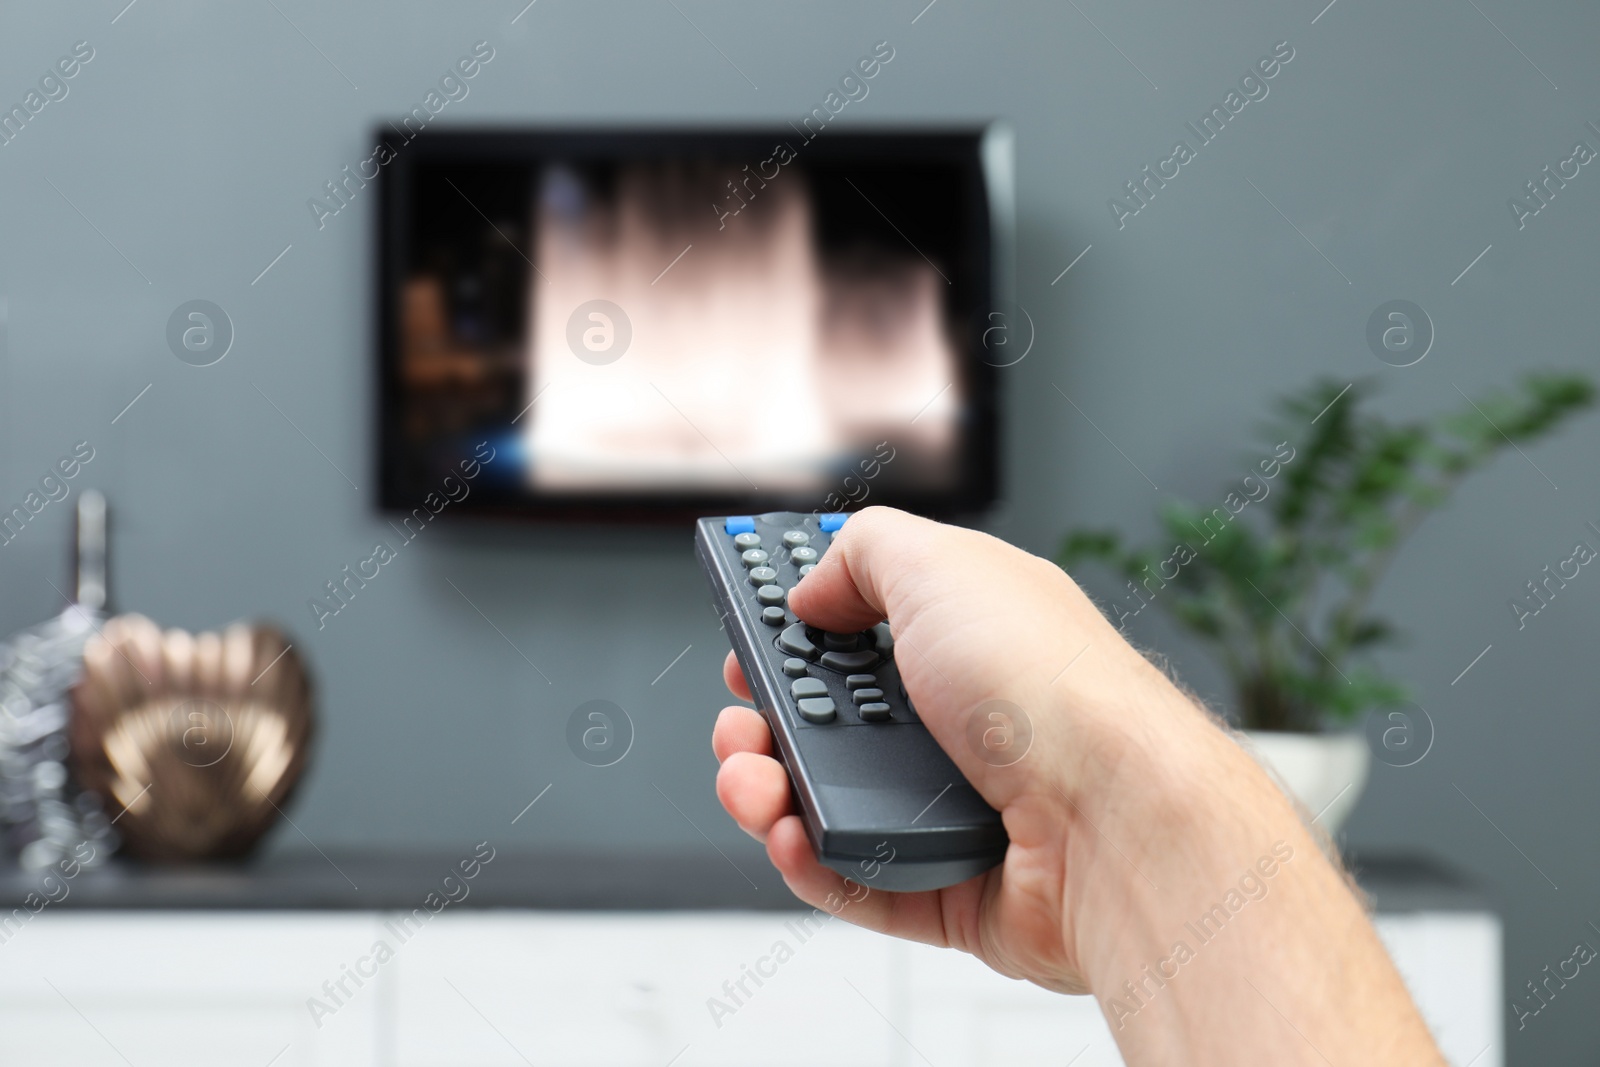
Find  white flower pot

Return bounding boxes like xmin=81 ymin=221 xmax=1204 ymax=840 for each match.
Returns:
xmin=1242 ymin=730 xmax=1370 ymax=833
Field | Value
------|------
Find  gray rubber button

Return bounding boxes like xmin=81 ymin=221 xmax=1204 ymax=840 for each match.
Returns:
xmin=789 ymin=546 xmax=818 ymax=565
xmin=820 ymin=650 xmax=878 ymax=672
xmin=777 ymin=624 xmax=819 ymax=660
xmin=851 ymin=688 xmax=884 ymax=705
xmin=757 ymin=585 xmax=785 ymax=606
xmin=797 ymin=697 xmax=836 ymax=723
xmin=783 ymin=658 xmax=809 ymax=678
xmin=761 ymin=606 xmax=786 ymax=626
xmin=790 ymin=677 xmax=828 ymax=699
xmin=734 ymin=532 xmax=762 ymax=550
xmin=845 ymin=674 xmax=877 ymax=690
xmin=871 ymin=622 xmax=894 ymax=656
xmin=748 ymin=566 xmax=777 ymax=586
xmin=857 ymin=702 xmax=891 ymax=722
xmin=741 ymin=549 xmax=769 ymax=568
xmin=798 ymin=564 xmax=815 ymax=578
xmin=781 ymin=531 xmax=810 ymax=548
xmin=823 ymin=631 xmax=864 ymax=653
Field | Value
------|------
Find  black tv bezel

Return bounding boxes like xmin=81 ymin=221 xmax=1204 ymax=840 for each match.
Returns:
xmin=374 ymin=125 xmax=1006 ymax=524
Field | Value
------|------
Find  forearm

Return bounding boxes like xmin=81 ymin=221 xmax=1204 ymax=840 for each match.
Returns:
xmin=1063 ymin=699 xmax=1442 ymax=1065
xmin=712 ymin=510 xmax=1445 ymax=1061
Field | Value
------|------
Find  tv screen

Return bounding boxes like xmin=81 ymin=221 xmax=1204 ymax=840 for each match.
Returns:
xmin=375 ymin=127 xmax=1009 ymax=521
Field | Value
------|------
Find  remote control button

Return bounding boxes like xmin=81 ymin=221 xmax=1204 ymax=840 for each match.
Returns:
xmin=777 ymin=624 xmax=819 ymax=660
xmin=871 ymin=622 xmax=893 ymax=657
xmin=741 ymin=549 xmax=770 ymax=568
xmin=724 ymin=516 xmax=756 ymax=536
xmin=747 ymin=566 xmax=777 ymax=586
xmin=857 ymin=702 xmax=892 ymax=722
xmin=756 ymin=585 xmax=785 ymax=606
xmin=845 ymin=673 xmax=877 ymax=690
xmin=823 ymin=631 xmax=864 ymax=653
xmin=851 ymin=688 xmax=884 ymax=705
xmin=819 ymin=513 xmax=849 ymax=532
xmin=733 ymin=532 xmax=762 ymax=550
xmin=782 ymin=658 xmax=809 ymax=678
xmin=820 ymin=649 xmax=878 ymax=673
xmin=789 ymin=546 xmax=818 ymax=566
xmin=790 ymin=677 xmax=828 ymax=699
xmin=781 ymin=531 xmax=810 ymax=548
xmin=798 ymin=564 xmax=815 ymax=578
xmin=761 ymin=606 xmax=786 ymax=626
xmin=797 ymin=697 xmax=836 ymax=723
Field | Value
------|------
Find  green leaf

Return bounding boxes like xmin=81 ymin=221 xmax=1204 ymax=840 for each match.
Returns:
xmin=1347 ymin=618 xmax=1397 ymax=648
xmin=1058 ymin=530 xmax=1123 ymax=571
xmin=1055 ymin=369 xmax=1594 ymax=730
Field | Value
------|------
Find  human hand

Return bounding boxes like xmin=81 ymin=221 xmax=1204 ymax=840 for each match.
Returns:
xmin=711 ymin=506 xmax=1244 ymax=994
xmin=711 ymin=507 xmax=1443 ymax=1064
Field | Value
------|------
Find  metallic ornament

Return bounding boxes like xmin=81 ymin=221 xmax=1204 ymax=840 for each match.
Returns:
xmin=70 ymin=615 xmax=314 ymax=862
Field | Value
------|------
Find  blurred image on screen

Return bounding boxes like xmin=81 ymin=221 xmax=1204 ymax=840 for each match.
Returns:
xmin=525 ymin=161 xmax=958 ymax=491
xmin=380 ymin=130 xmax=999 ymax=518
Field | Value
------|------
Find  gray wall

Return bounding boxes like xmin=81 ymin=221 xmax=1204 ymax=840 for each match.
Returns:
xmin=2 ymin=0 xmax=1597 ymax=1059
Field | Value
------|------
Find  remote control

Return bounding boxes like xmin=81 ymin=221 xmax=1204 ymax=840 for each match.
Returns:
xmin=696 ymin=512 xmax=1008 ymax=892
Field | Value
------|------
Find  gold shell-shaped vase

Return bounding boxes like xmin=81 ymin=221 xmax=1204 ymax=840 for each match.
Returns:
xmin=69 ymin=615 xmax=314 ymax=863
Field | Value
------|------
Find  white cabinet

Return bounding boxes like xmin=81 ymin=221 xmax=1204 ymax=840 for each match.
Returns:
xmin=897 ymin=939 xmax=1119 ymax=1067
xmin=0 ymin=909 xmax=1499 ymax=1066
xmin=388 ymin=914 xmax=896 ymax=1067
xmin=0 ymin=914 xmax=384 ymax=1067
xmin=1376 ymin=912 xmax=1503 ymax=1066
xmin=893 ymin=912 xmax=1502 ymax=1067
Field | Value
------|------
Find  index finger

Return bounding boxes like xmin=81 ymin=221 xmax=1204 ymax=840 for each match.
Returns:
xmin=722 ymin=650 xmax=752 ymax=702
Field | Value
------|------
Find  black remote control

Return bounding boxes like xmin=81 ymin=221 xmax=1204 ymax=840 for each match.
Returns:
xmin=696 ymin=512 xmax=1008 ymax=892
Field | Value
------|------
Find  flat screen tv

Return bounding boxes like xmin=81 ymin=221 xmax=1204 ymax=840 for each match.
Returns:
xmin=375 ymin=126 xmax=1011 ymax=522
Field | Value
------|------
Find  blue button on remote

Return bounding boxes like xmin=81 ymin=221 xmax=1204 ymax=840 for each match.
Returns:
xmin=724 ymin=516 xmax=756 ymax=535
xmin=819 ymin=513 xmax=849 ymax=532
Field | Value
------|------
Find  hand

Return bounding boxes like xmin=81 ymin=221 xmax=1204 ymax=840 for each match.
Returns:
xmin=712 ymin=506 xmax=1228 ymax=994
xmin=711 ymin=507 xmax=1443 ymax=1064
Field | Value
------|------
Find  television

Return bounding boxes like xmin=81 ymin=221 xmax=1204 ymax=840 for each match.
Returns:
xmin=374 ymin=126 xmax=1011 ymax=522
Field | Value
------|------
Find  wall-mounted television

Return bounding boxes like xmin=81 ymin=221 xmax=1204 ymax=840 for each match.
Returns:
xmin=375 ymin=126 xmax=1011 ymax=522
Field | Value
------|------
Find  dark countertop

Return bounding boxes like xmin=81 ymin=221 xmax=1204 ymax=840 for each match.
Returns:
xmin=1346 ymin=853 xmax=1494 ymax=915
xmin=0 ymin=850 xmax=1490 ymax=914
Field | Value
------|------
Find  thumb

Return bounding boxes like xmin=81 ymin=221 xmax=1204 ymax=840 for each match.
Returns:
xmin=785 ymin=506 xmax=938 ymax=633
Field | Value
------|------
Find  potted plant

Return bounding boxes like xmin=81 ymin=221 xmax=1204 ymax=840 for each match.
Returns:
xmin=1059 ymin=373 xmax=1593 ymax=829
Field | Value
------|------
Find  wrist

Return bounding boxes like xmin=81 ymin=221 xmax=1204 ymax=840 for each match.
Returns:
xmin=1052 ymin=688 xmax=1316 ymax=992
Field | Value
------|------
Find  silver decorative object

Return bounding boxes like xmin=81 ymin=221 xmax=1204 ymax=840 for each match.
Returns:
xmin=0 ymin=492 xmax=115 ymax=871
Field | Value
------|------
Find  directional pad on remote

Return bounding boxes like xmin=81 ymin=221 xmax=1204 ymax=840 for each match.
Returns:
xmin=820 ymin=649 xmax=878 ymax=673
xmin=871 ymin=622 xmax=894 ymax=657
xmin=822 ymin=631 xmax=865 ymax=653
xmin=777 ymin=624 xmax=819 ymax=661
